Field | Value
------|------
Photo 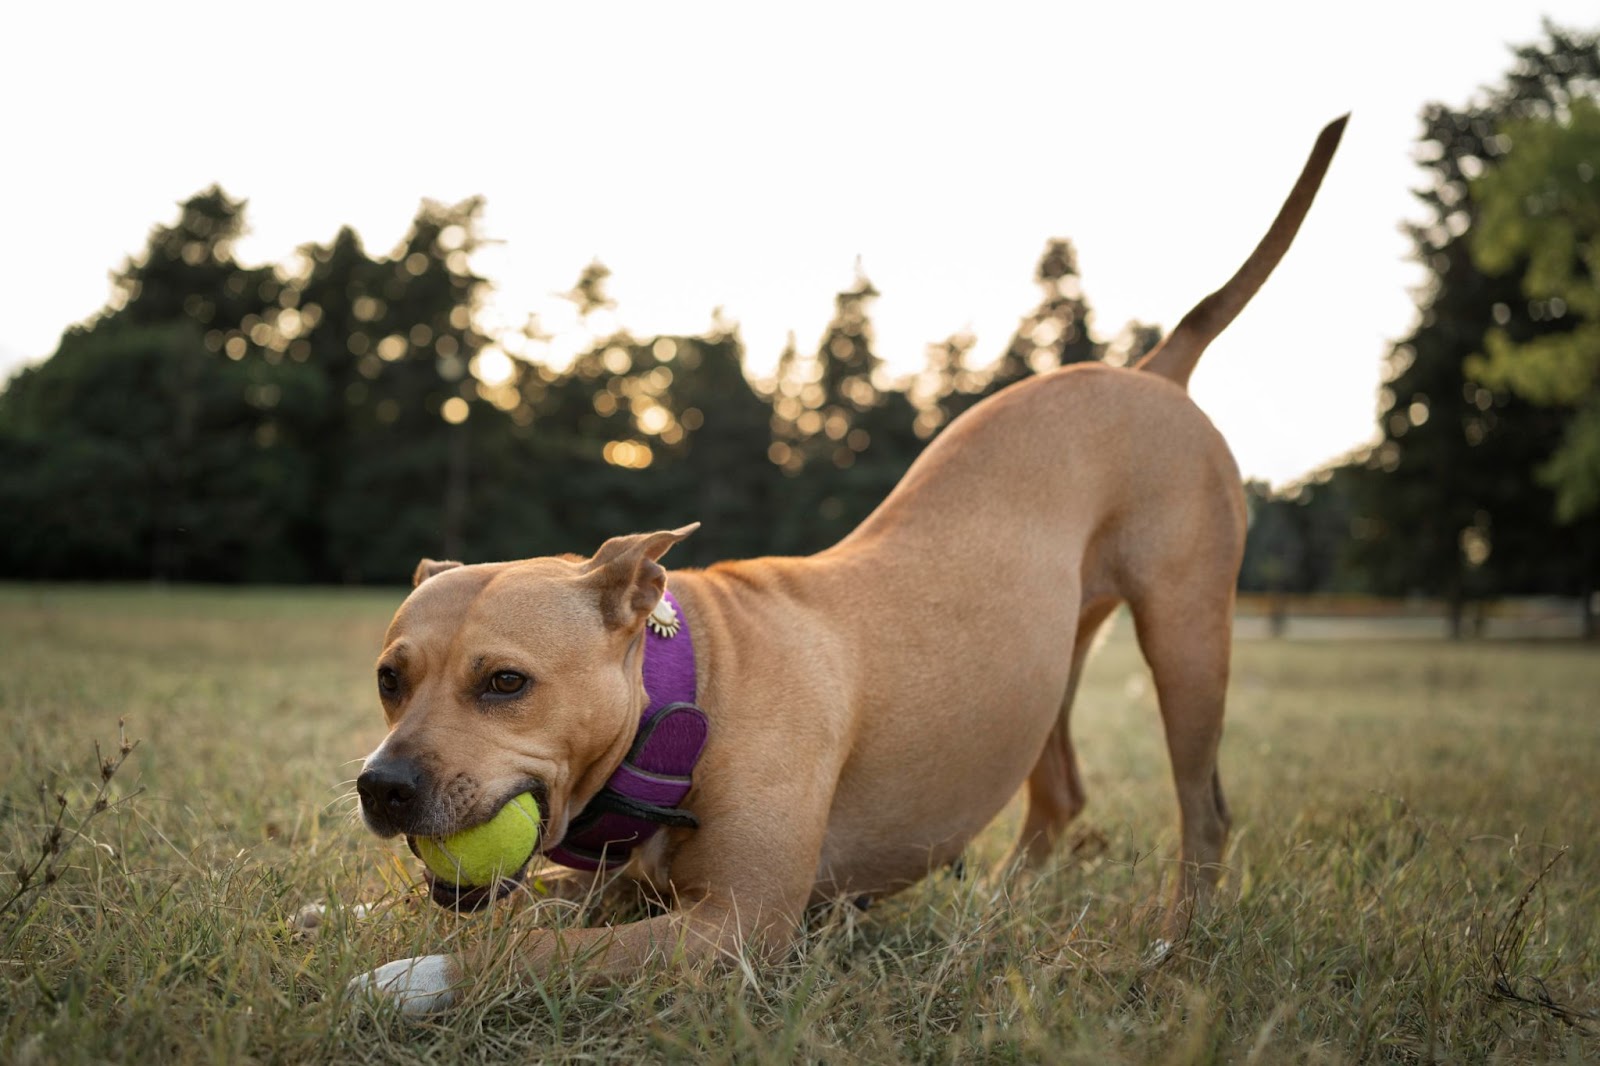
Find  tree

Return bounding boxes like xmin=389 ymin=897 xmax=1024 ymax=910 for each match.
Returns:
xmin=0 ymin=187 xmax=317 ymax=581
xmin=766 ymin=267 xmax=924 ymax=553
xmin=109 ymin=185 xmax=276 ymax=334
xmin=1240 ymin=463 xmax=1372 ymax=602
xmin=771 ymin=265 xmax=886 ymax=470
xmin=1469 ymin=96 xmax=1600 ymax=522
xmin=0 ymin=189 xmax=496 ymax=584
xmin=990 ymin=238 xmax=1104 ymax=382
xmin=313 ymin=197 xmax=492 ymax=580
xmin=655 ymin=327 xmax=786 ymax=566
xmin=1350 ymin=23 xmax=1600 ymax=634
xmin=0 ymin=320 xmax=312 ymax=580
xmin=534 ymin=319 xmax=781 ymax=566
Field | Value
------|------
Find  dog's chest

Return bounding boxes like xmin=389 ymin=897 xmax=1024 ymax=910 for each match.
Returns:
xmin=623 ymin=832 xmax=673 ymax=890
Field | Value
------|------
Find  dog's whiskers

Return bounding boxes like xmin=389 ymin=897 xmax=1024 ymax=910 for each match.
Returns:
xmin=322 ymin=787 xmax=362 ymax=817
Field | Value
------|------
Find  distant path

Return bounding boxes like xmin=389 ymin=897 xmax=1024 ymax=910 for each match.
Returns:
xmin=1233 ymin=594 xmax=1594 ymax=641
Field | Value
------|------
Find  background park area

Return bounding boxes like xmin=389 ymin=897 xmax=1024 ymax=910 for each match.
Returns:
xmin=1 ymin=11 xmax=1597 ymax=1065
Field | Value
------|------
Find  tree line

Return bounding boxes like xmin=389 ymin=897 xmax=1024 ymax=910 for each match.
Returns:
xmin=0 ymin=180 xmax=1153 ymax=583
xmin=1 ymin=24 xmax=1595 ymax=637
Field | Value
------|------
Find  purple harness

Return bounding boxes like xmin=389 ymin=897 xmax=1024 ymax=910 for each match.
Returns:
xmin=546 ymin=589 xmax=709 ymax=872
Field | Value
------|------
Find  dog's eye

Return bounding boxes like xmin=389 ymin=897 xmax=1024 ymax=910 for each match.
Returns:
xmin=377 ymin=667 xmax=400 ymax=695
xmin=488 ymin=671 xmax=527 ymax=696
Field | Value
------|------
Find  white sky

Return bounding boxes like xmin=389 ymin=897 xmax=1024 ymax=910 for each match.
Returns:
xmin=1 ymin=2 xmax=1592 ymax=486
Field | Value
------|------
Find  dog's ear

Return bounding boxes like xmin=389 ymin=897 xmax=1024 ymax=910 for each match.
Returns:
xmin=413 ymin=558 xmax=462 ymax=587
xmin=582 ymin=523 xmax=699 ymax=630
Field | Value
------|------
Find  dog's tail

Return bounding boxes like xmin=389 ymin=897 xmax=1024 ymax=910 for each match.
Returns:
xmin=1137 ymin=115 xmax=1348 ymax=389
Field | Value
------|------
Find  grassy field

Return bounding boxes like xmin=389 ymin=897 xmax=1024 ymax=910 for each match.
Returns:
xmin=1 ymin=585 xmax=1597 ymax=1064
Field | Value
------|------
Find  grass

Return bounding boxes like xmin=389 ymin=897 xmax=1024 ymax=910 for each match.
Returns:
xmin=1 ymin=584 xmax=1597 ymax=1064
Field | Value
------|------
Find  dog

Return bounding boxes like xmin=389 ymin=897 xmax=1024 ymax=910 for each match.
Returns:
xmin=346 ymin=116 xmax=1348 ymax=1014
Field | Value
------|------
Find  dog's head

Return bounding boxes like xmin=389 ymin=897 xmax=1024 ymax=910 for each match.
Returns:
xmin=354 ymin=524 xmax=697 ymax=851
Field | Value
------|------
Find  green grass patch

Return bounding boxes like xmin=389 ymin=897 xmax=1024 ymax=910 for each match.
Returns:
xmin=1 ymin=585 xmax=1596 ymax=1063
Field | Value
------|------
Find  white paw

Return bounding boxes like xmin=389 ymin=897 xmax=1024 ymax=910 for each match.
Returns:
xmin=347 ymin=955 xmax=460 ymax=1015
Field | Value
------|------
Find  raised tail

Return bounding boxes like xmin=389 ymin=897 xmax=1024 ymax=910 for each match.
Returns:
xmin=1137 ymin=114 xmax=1348 ymax=388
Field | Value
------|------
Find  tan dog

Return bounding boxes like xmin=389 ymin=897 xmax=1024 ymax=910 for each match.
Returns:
xmin=348 ymin=117 xmax=1347 ymax=1013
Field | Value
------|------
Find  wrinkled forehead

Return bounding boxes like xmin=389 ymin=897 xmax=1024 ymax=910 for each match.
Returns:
xmin=383 ymin=557 xmax=602 ymax=651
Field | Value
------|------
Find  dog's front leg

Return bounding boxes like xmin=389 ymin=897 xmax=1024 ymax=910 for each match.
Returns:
xmin=350 ymin=788 xmax=829 ymax=1014
xmin=346 ymin=899 xmax=764 ymax=1016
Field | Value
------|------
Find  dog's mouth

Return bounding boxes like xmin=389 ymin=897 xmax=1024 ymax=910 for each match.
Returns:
xmin=405 ymin=778 xmax=556 ymax=913
xmin=403 ymin=835 xmax=529 ymax=912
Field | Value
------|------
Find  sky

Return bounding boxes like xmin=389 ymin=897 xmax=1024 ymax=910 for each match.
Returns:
xmin=1 ymin=2 xmax=1593 ymax=486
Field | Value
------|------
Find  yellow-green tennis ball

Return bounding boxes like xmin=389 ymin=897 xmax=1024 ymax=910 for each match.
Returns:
xmin=414 ymin=792 xmax=540 ymax=887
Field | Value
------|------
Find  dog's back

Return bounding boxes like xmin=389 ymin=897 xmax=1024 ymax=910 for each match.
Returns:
xmin=786 ymin=117 xmax=1349 ymax=900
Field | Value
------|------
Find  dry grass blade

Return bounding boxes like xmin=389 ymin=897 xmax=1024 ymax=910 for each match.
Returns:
xmin=1 ymin=717 xmax=142 ymax=929
xmin=1480 ymin=846 xmax=1598 ymax=1034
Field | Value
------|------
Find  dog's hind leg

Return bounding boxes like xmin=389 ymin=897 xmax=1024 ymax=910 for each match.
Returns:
xmin=1008 ymin=599 xmax=1120 ymax=870
xmin=1127 ymin=574 xmax=1236 ymax=934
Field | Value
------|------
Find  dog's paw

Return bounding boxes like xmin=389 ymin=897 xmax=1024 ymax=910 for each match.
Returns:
xmin=348 ymin=955 xmax=460 ymax=1016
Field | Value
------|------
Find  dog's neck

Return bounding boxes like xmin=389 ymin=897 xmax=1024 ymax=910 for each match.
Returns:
xmin=545 ymin=588 xmax=708 ymax=872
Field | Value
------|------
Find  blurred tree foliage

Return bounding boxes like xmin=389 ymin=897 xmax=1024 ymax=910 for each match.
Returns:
xmin=1237 ymin=22 xmax=1600 ymax=635
xmin=1239 ymin=468 xmax=1367 ymax=600
xmin=0 ymin=191 xmax=503 ymax=582
xmin=766 ymin=267 xmax=922 ymax=552
xmin=1469 ymin=96 xmax=1600 ymax=522
xmin=0 ymin=195 xmax=1143 ymax=581
xmin=917 ymin=238 xmax=1115 ymax=438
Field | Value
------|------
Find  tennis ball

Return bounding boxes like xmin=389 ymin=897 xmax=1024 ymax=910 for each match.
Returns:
xmin=414 ymin=792 xmax=540 ymax=887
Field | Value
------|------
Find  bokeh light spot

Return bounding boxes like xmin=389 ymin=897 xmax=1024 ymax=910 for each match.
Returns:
xmin=602 ymin=440 xmax=654 ymax=469
xmin=377 ymin=334 xmax=408 ymax=362
xmin=637 ymin=405 xmax=670 ymax=435
xmin=472 ymin=347 xmax=514 ymax=386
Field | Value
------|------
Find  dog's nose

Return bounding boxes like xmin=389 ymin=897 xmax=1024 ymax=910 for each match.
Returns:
xmin=356 ymin=758 xmax=423 ymax=821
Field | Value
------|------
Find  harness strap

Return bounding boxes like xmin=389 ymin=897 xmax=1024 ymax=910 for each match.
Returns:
xmin=546 ymin=590 xmax=708 ymax=872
